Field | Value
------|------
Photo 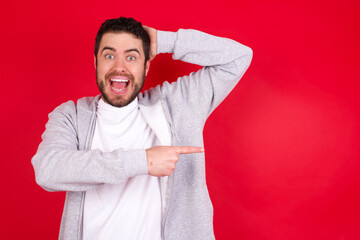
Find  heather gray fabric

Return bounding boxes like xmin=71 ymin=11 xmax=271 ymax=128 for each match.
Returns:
xmin=32 ymin=29 xmax=252 ymax=240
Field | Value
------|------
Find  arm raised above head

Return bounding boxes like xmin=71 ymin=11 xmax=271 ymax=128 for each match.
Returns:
xmin=156 ymin=28 xmax=253 ymax=118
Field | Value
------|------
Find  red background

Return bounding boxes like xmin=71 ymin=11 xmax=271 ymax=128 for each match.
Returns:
xmin=1 ymin=0 xmax=360 ymax=239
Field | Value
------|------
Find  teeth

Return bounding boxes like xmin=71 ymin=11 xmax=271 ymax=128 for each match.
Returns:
xmin=111 ymin=86 xmax=126 ymax=91
xmin=111 ymin=79 xmax=128 ymax=82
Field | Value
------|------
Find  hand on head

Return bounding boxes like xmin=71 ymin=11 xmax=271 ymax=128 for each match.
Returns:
xmin=143 ymin=26 xmax=157 ymax=61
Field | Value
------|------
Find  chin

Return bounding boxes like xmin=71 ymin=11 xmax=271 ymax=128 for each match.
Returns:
xmin=104 ymin=94 xmax=136 ymax=108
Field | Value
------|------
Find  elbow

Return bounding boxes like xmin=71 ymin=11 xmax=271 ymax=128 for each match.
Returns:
xmin=34 ymin=169 xmax=57 ymax=192
xmin=240 ymin=45 xmax=253 ymax=75
xmin=231 ymin=46 xmax=253 ymax=80
xmin=32 ymin=155 xmax=58 ymax=192
xmin=244 ymin=46 xmax=253 ymax=66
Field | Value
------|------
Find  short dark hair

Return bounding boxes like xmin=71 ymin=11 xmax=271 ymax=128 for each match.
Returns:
xmin=94 ymin=17 xmax=150 ymax=63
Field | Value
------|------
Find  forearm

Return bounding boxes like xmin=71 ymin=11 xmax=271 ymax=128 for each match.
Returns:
xmin=32 ymin=147 xmax=147 ymax=192
xmin=157 ymin=29 xmax=252 ymax=75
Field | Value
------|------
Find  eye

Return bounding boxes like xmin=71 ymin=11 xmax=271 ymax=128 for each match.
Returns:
xmin=127 ymin=56 xmax=136 ymax=61
xmin=105 ymin=54 xmax=114 ymax=60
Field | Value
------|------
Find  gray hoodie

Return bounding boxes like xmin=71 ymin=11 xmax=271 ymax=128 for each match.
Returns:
xmin=32 ymin=29 xmax=253 ymax=240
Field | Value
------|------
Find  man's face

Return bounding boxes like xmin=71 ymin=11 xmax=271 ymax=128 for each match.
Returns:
xmin=95 ymin=32 xmax=150 ymax=107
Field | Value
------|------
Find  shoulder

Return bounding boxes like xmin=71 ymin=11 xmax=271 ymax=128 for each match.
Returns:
xmin=77 ymin=95 xmax=101 ymax=112
xmin=50 ymin=95 xmax=100 ymax=117
xmin=138 ymin=85 xmax=166 ymax=105
xmin=51 ymin=100 xmax=76 ymax=117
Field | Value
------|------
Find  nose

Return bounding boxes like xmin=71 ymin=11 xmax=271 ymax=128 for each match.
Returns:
xmin=113 ymin=58 xmax=127 ymax=72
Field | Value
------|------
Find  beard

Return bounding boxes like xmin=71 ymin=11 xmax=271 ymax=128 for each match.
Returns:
xmin=96 ymin=69 xmax=146 ymax=108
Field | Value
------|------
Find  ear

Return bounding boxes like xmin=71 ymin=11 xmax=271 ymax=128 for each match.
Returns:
xmin=145 ymin=60 xmax=150 ymax=76
xmin=94 ymin=56 xmax=97 ymax=69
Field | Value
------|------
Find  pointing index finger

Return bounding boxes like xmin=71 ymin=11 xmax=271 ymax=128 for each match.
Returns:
xmin=176 ymin=146 xmax=205 ymax=155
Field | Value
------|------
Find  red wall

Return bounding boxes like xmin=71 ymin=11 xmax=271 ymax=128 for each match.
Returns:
xmin=1 ymin=0 xmax=360 ymax=239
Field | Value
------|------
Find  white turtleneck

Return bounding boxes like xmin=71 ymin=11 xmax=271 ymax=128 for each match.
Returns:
xmin=83 ymin=98 xmax=162 ymax=240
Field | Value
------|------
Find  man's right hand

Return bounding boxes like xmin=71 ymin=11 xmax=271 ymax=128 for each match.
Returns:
xmin=146 ymin=146 xmax=204 ymax=177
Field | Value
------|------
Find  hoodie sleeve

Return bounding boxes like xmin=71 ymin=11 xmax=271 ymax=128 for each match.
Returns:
xmin=157 ymin=29 xmax=253 ymax=121
xmin=31 ymin=100 xmax=148 ymax=192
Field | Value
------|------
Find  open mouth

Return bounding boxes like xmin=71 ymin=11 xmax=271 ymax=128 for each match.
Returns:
xmin=110 ymin=78 xmax=129 ymax=92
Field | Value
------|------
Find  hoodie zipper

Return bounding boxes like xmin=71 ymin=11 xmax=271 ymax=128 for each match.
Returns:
xmin=77 ymin=107 xmax=97 ymax=240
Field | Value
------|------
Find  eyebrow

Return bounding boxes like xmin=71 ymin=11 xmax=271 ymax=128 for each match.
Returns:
xmin=125 ymin=48 xmax=141 ymax=55
xmin=101 ymin=47 xmax=141 ymax=55
xmin=101 ymin=46 xmax=116 ymax=53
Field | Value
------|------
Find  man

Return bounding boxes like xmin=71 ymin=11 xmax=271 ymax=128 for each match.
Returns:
xmin=32 ymin=17 xmax=252 ymax=240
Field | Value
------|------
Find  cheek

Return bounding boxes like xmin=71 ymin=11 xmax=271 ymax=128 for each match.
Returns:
xmin=130 ymin=64 xmax=145 ymax=77
xmin=97 ymin=63 xmax=112 ymax=76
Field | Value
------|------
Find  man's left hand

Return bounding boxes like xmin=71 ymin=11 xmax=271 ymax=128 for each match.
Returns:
xmin=143 ymin=26 xmax=157 ymax=61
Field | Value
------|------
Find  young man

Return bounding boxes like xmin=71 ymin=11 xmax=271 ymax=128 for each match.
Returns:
xmin=32 ymin=17 xmax=252 ymax=240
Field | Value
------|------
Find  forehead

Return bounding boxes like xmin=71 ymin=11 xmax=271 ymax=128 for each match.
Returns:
xmin=99 ymin=32 xmax=144 ymax=53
